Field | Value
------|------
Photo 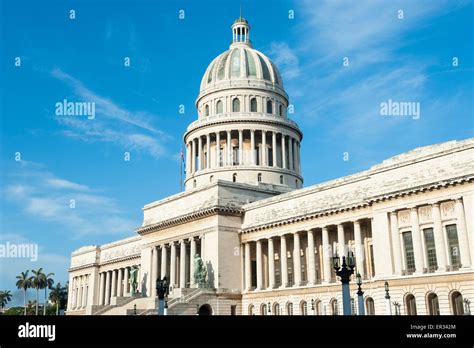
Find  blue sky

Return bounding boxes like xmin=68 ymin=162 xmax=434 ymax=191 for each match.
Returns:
xmin=0 ymin=0 xmax=472 ymax=306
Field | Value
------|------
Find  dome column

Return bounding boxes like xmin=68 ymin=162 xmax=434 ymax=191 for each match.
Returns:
xmin=227 ymin=131 xmax=232 ymax=166
xmin=191 ymin=139 xmax=196 ymax=174
xmin=250 ymin=129 xmax=256 ymax=165
xmin=238 ymin=130 xmax=243 ymax=165
xmin=272 ymin=131 xmax=277 ymax=167
xmin=288 ymin=136 xmax=294 ymax=171
xmin=206 ymin=134 xmax=211 ymax=169
xmin=281 ymin=134 xmax=287 ymax=169
xmin=262 ymin=130 xmax=267 ymax=166
xmin=216 ymin=131 xmax=221 ymax=167
xmin=198 ymin=136 xmax=203 ymax=171
xmin=186 ymin=142 xmax=191 ymax=176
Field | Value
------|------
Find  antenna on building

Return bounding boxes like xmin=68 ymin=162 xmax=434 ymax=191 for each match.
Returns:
xmin=240 ymin=0 xmax=242 ymax=19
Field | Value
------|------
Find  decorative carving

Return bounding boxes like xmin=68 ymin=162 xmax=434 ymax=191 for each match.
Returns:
xmin=101 ymin=244 xmax=141 ymax=262
xmin=440 ymin=201 xmax=455 ymax=219
xmin=398 ymin=210 xmax=410 ymax=226
xmin=418 ymin=206 xmax=432 ymax=222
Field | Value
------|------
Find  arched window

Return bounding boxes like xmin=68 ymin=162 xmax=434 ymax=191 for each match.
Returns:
xmin=279 ymin=175 xmax=283 ymax=184
xmin=232 ymin=98 xmax=240 ymax=112
xmin=204 ymin=105 xmax=209 ymax=116
xmin=209 ymin=175 xmax=214 ymax=182
xmin=427 ymin=293 xmax=440 ymax=315
xmin=273 ymin=303 xmax=280 ymax=316
xmin=366 ymin=297 xmax=375 ymax=315
xmin=266 ymin=100 xmax=273 ymax=114
xmin=216 ymin=100 xmax=223 ymax=114
xmin=315 ymin=300 xmax=322 ymax=315
xmin=287 ymin=302 xmax=293 ymax=315
xmin=248 ymin=304 xmax=254 ymax=315
xmin=330 ymin=299 xmax=338 ymax=315
xmin=261 ymin=303 xmax=268 ymax=316
xmin=279 ymin=104 xmax=283 ymax=116
xmin=300 ymin=301 xmax=308 ymax=316
xmin=405 ymin=294 xmax=417 ymax=315
xmin=451 ymin=291 xmax=464 ymax=315
xmin=232 ymin=173 xmax=237 ymax=183
xmin=257 ymin=173 xmax=262 ymax=182
xmin=250 ymin=98 xmax=258 ymax=112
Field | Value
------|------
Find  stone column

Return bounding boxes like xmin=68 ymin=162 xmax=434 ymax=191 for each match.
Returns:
xmin=280 ymin=235 xmax=288 ymax=288
xmin=288 ymin=137 xmax=293 ymax=171
xmin=410 ymin=208 xmax=425 ymax=274
xmin=160 ymin=245 xmax=167 ymax=280
xmin=354 ymin=221 xmax=365 ymax=278
xmin=250 ymin=129 xmax=256 ymax=165
xmin=151 ymin=247 xmax=158 ymax=296
xmin=261 ymin=130 xmax=267 ymax=166
xmin=170 ymin=242 xmax=177 ymax=288
xmin=180 ymin=240 xmax=186 ymax=288
xmin=293 ymin=140 xmax=298 ymax=173
xmin=322 ymin=227 xmax=331 ymax=283
xmin=99 ymin=272 xmax=105 ymax=305
xmin=281 ymin=134 xmax=287 ymax=169
xmin=216 ymin=132 xmax=221 ymax=167
xmin=272 ymin=131 xmax=277 ymax=167
xmin=432 ymin=203 xmax=447 ymax=272
xmin=206 ymin=134 xmax=211 ymax=169
xmin=293 ymin=232 xmax=302 ymax=286
xmin=245 ymin=242 xmax=251 ymax=290
xmin=337 ymin=224 xmax=345 ymax=257
xmin=389 ymin=213 xmax=403 ymax=275
xmin=268 ymin=238 xmax=275 ymax=289
xmin=307 ymin=230 xmax=316 ymax=284
xmin=186 ymin=143 xmax=191 ymax=177
xmin=227 ymin=130 xmax=232 ymax=165
xmin=190 ymin=237 xmax=196 ymax=287
xmin=105 ymin=271 xmax=111 ymax=305
xmin=200 ymin=234 xmax=205 ymax=260
xmin=256 ymin=240 xmax=263 ymax=290
xmin=197 ymin=136 xmax=202 ymax=171
xmin=117 ymin=268 xmax=123 ymax=297
xmin=191 ymin=138 xmax=196 ymax=174
xmin=82 ymin=275 xmax=88 ymax=308
xmin=455 ymin=198 xmax=471 ymax=268
xmin=124 ymin=267 xmax=129 ymax=296
xmin=238 ymin=130 xmax=243 ymax=165
xmin=111 ymin=269 xmax=117 ymax=298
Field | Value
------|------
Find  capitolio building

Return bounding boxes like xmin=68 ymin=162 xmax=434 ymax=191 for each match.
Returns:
xmin=67 ymin=16 xmax=474 ymax=316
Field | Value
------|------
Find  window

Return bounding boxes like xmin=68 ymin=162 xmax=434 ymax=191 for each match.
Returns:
xmin=273 ymin=303 xmax=280 ymax=316
xmin=232 ymin=98 xmax=240 ymax=112
xmin=301 ymin=301 xmax=308 ymax=315
xmin=446 ymin=225 xmax=461 ymax=269
xmin=331 ymin=299 xmax=339 ymax=315
xmin=405 ymin=294 xmax=417 ymax=315
xmin=250 ymin=98 xmax=258 ymax=112
xmin=204 ymin=105 xmax=209 ymax=116
xmin=295 ymin=179 xmax=298 ymax=188
xmin=427 ymin=293 xmax=440 ymax=315
xmin=451 ymin=291 xmax=464 ymax=315
xmin=230 ymin=305 xmax=237 ymax=315
xmin=366 ymin=297 xmax=375 ymax=315
xmin=403 ymin=232 xmax=416 ymax=274
xmin=280 ymin=175 xmax=283 ymax=184
xmin=279 ymin=104 xmax=283 ymax=116
xmin=266 ymin=100 xmax=273 ymax=114
xmin=423 ymin=228 xmax=438 ymax=271
xmin=216 ymin=100 xmax=223 ymax=114
xmin=257 ymin=173 xmax=262 ymax=182
xmin=287 ymin=302 xmax=293 ymax=315
xmin=248 ymin=304 xmax=254 ymax=316
xmin=315 ymin=300 xmax=322 ymax=315
xmin=232 ymin=173 xmax=237 ymax=183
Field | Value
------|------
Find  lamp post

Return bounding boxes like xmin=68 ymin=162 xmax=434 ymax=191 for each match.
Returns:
xmin=156 ymin=276 xmax=169 ymax=315
xmin=384 ymin=281 xmax=392 ymax=315
xmin=332 ymin=253 xmax=355 ymax=316
xmin=311 ymin=299 xmax=315 ymax=315
xmin=393 ymin=302 xmax=401 ymax=315
xmin=464 ymin=299 xmax=471 ymax=315
xmin=267 ymin=302 xmax=271 ymax=315
xmin=356 ymin=272 xmax=365 ymax=315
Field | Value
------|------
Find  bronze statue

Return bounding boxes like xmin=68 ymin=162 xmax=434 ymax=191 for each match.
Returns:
xmin=193 ymin=254 xmax=207 ymax=287
xmin=129 ymin=266 xmax=139 ymax=296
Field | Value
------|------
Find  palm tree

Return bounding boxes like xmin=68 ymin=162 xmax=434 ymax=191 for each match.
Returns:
xmin=26 ymin=300 xmax=37 ymax=315
xmin=42 ymin=272 xmax=55 ymax=315
xmin=16 ymin=271 xmax=32 ymax=315
xmin=49 ymin=283 xmax=63 ymax=315
xmin=0 ymin=290 xmax=12 ymax=309
xmin=30 ymin=268 xmax=44 ymax=315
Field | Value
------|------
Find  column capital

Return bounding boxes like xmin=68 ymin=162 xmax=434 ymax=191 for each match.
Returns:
xmin=454 ymin=197 xmax=464 ymax=203
xmin=238 ymin=129 xmax=243 ymax=134
xmin=188 ymin=236 xmax=195 ymax=242
xmin=389 ymin=211 xmax=398 ymax=217
xmin=432 ymin=202 xmax=441 ymax=208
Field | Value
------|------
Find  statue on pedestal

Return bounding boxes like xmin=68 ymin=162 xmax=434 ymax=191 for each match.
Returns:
xmin=129 ymin=266 xmax=139 ymax=296
xmin=193 ymin=254 xmax=207 ymax=288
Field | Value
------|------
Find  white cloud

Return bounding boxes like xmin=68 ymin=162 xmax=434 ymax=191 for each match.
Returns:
xmin=267 ymin=42 xmax=300 ymax=80
xmin=46 ymin=178 xmax=90 ymax=191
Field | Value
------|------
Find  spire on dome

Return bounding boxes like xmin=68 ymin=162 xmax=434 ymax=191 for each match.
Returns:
xmin=231 ymin=1 xmax=251 ymax=47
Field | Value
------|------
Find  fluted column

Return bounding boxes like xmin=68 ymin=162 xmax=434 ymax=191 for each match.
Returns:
xmin=389 ymin=213 xmax=403 ymax=275
xmin=322 ymin=227 xmax=331 ymax=283
xmin=190 ymin=237 xmax=196 ymax=287
xmin=238 ymin=130 xmax=243 ymax=165
xmin=281 ymin=134 xmax=287 ymax=169
xmin=105 ymin=271 xmax=111 ymax=305
xmin=272 ymin=131 xmax=277 ymax=167
xmin=117 ymin=268 xmax=123 ymax=297
xmin=337 ymin=224 xmax=345 ymax=257
xmin=170 ymin=242 xmax=176 ymax=288
xmin=268 ymin=238 xmax=275 ymax=289
xmin=250 ymin=130 xmax=256 ymax=165
xmin=160 ymin=245 xmax=167 ymax=280
xmin=191 ymin=138 xmax=196 ymax=174
xmin=179 ymin=240 xmax=186 ymax=288
xmin=455 ymin=198 xmax=471 ymax=268
xmin=288 ymin=137 xmax=293 ymax=171
xmin=82 ymin=275 xmax=87 ymax=308
xmin=293 ymin=232 xmax=302 ymax=286
xmin=151 ymin=247 xmax=158 ymax=296
xmin=307 ymin=230 xmax=316 ymax=284
xmin=432 ymin=203 xmax=447 ymax=272
xmin=261 ymin=130 xmax=267 ymax=166
xmin=206 ymin=134 xmax=211 ymax=169
xmin=354 ymin=221 xmax=365 ymax=278
xmin=124 ymin=267 xmax=129 ymax=296
xmin=280 ymin=235 xmax=288 ymax=288
xmin=216 ymin=132 xmax=221 ymax=167
xmin=245 ymin=243 xmax=251 ymax=290
xmin=256 ymin=240 xmax=263 ymax=290
xmin=99 ymin=272 xmax=105 ymax=305
xmin=111 ymin=269 xmax=117 ymax=298
xmin=197 ymin=136 xmax=202 ymax=171
xmin=227 ymin=131 xmax=232 ymax=165
xmin=410 ymin=208 xmax=425 ymax=273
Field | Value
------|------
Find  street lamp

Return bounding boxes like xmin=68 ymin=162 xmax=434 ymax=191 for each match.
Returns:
xmin=332 ymin=253 xmax=355 ymax=315
xmin=267 ymin=302 xmax=271 ymax=314
xmin=156 ymin=276 xmax=169 ymax=315
xmin=311 ymin=299 xmax=315 ymax=315
xmin=384 ymin=281 xmax=392 ymax=315
xmin=356 ymin=272 xmax=365 ymax=315
xmin=464 ymin=299 xmax=471 ymax=315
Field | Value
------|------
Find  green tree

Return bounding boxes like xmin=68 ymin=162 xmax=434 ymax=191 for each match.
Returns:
xmin=42 ymin=272 xmax=55 ymax=315
xmin=26 ymin=300 xmax=36 ymax=315
xmin=30 ymin=268 xmax=44 ymax=315
xmin=0 ymin=290 xmax=12 ymax=309
xmin=16 ymin=271 xmax=32 ymax=315
xmin=49 ymin=282 xmax=64 ymax=315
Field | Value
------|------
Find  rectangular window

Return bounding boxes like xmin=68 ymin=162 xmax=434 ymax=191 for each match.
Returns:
xmin=230 ymin=305 xmax=237 ymax=315
xmin=403 ymin=231 xmax=416 ymax=274
xmin=446 ymin=224 xmax=461 ymax=269
xmin=423 ymin=228 xmax=438 ymax=272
